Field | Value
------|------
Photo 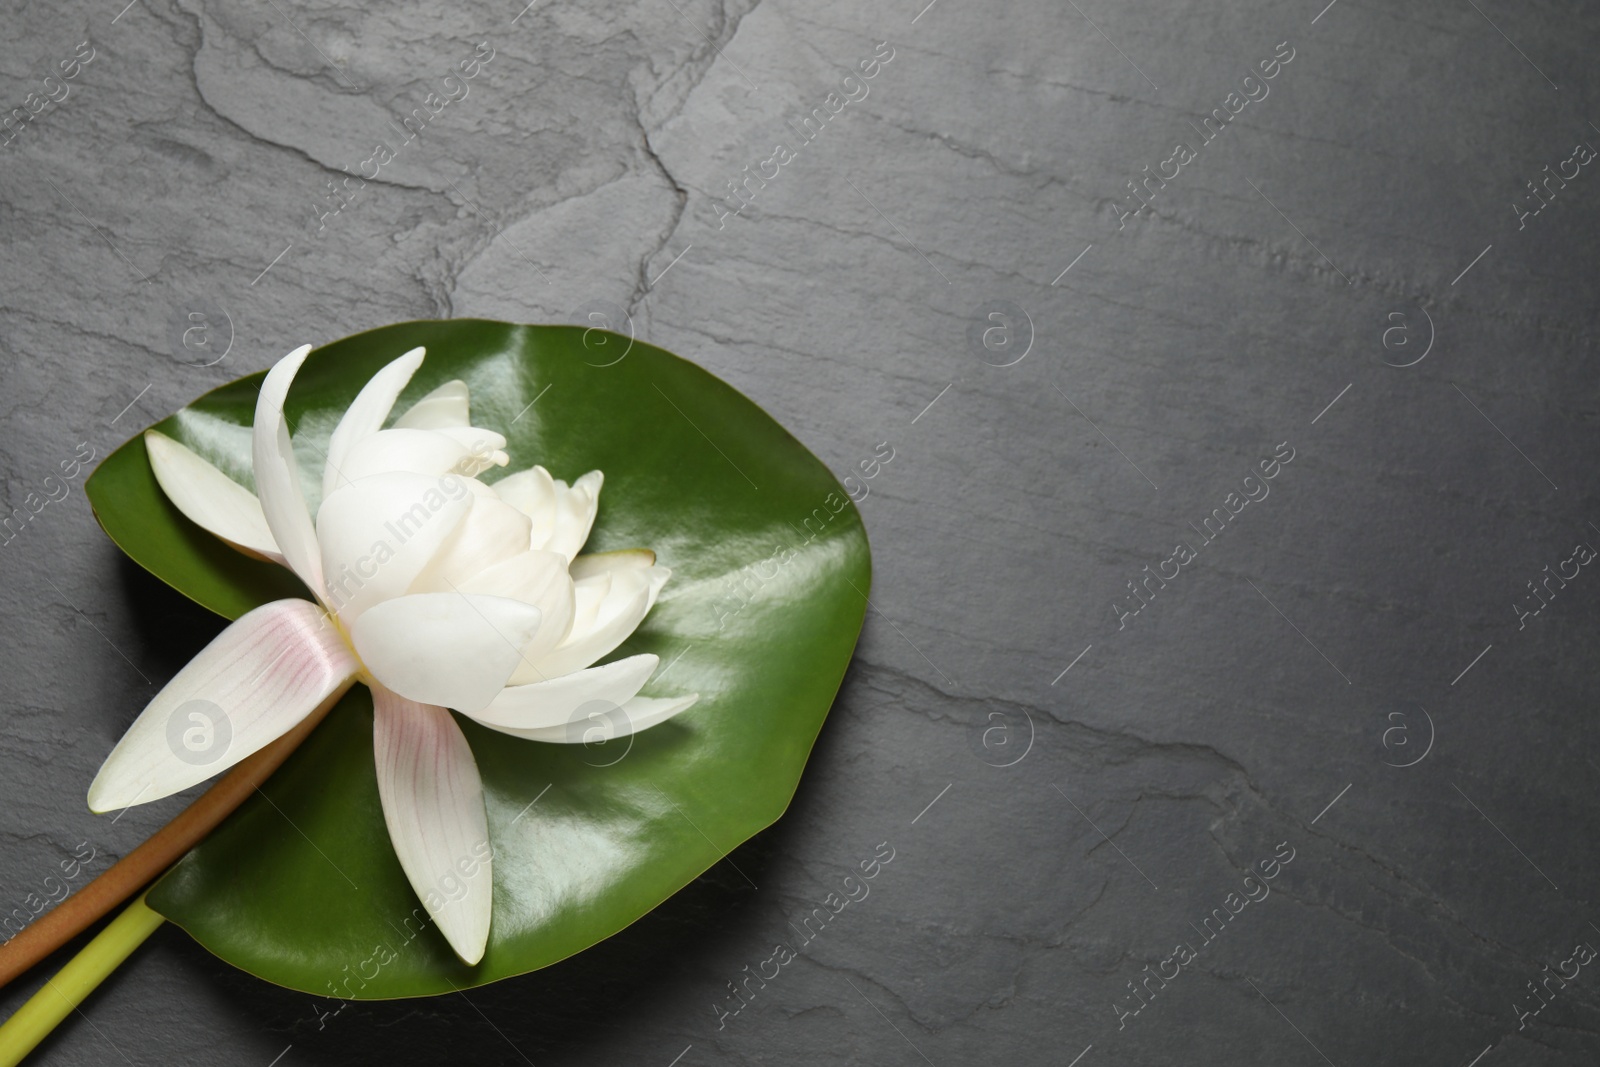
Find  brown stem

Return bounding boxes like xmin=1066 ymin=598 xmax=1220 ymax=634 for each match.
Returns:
xmin=0 ymin=682 xmax=352 ymax=993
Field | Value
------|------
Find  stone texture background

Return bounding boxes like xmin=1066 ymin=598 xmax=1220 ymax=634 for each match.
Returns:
xmin=4 ymin=0 xmax=1600 ymax=1063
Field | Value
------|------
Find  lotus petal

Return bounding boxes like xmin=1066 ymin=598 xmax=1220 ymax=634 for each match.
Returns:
xmin=499 ymin=693 xmax=700 ymax=744
xmin=349 ymin=592 xmax=543 ymax=713
xmin=470 ymin=653 xmax=659 ymax=734
xmin=525 ymin=565 xmax=670 ymax=679
xmin=492 ymin=465 xmax=557 ymax=546
xmin=433 ymin=427 xmax=510 ymax=476
xmin=372 ymin=684 xmax=492 ymax=965
xmin=322 ymin=347 xmax=425 ymax=497
xmin=144 ymin=430 xmax=283 ymax=564
xmin=453 ymin=549 xmax=574 ymax=660
xmin=567 ymin=548 xmax=655 ymax=581
xmin=253 ymin=345 xmax=326 ymax=599
xmin=316 ymin=472 xmax=473 ymax=619
xmin=337 ymin=428 xmax=473 ymax=484
xmin=543 ymin=471 xmax=603 ymax=562
xmin=507 ymin=570 xmax=608 ymax=686
xmin=410 ymin=481 xmax=532 ymax=593
xmin=394 ymin=379 xmax=470 ymax=430
xmin=86 ymin=599 xmax=358 ymax=812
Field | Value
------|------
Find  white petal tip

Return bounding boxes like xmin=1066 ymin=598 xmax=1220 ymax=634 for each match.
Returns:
xmin=438 ymin=921 xmax=489 ymax=965
xmin=391 ymin=347 xmax=427 ymax=378
xmin=85 ymin=782 xmax=122 ymax=815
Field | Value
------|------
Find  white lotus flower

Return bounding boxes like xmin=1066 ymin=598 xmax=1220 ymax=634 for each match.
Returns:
xmin=88 ymin=345 xmax=698 ymax=964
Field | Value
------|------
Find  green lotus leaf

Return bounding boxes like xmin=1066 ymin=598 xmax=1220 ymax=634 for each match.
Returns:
xmin=84 ymin=320 xmax=869 ymax=997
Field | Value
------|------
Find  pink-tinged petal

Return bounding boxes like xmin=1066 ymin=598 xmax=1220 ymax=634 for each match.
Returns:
xmin=316 ymin=472 xmax=473 ymax=619
xmin=525 ymin=565 xmax=671 ymax=679
xmin=543 ymin=470 xmax=603 ymax=561
xmin=145 ymin=431 xmax=284 ymax=565
xmin=338 ymin=428 xmax=472 ymax=483
xmin=371 ymin=684 xmax=492 ymax=965
xmin=350 ymin=592 xmax=542 ymax=713
xmin=323 ymin=347 xmax=425 ymax=497
xmin=495 ymin=693 xmax=700 ymax=744
xmin=470 ymin=653 xmax=658 ymax=733
xmin=568 ymin=547 xmax=654 ymax=582
xmin=394 ymin=379 xmax=470 ymax=430
xmin=87 ymin=599 xmax=357 ymax=812
xmin=409 ymin=481 xmax=532 ymax=593
xmin=253 ymin=345 xmax=326 ymax=599
xmin=454 ymin=549 xmax=574 ymax=661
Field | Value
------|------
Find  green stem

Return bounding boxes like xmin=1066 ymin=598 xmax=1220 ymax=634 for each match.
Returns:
xmin=0 ymin=894 xmax=165 ymax=1067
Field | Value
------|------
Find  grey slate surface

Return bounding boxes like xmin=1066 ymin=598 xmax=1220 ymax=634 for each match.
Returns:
xmin=4 ymin=0 xmax=1600 ymax=1063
